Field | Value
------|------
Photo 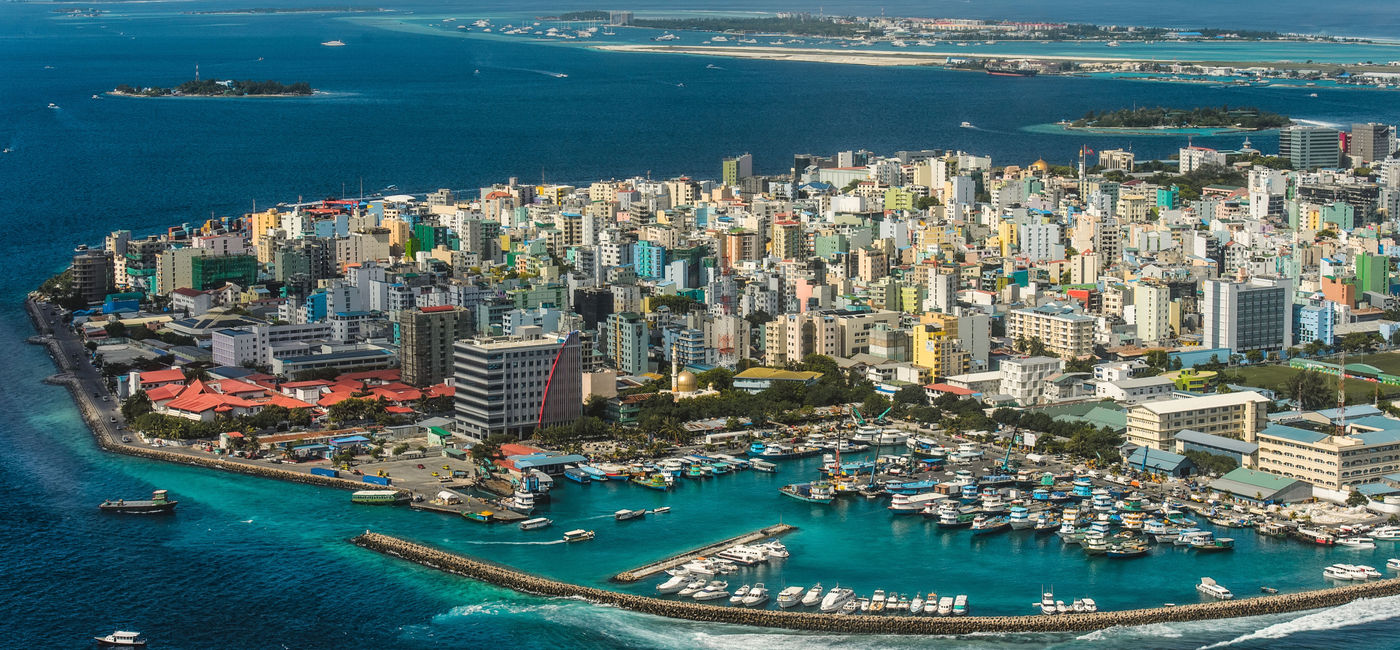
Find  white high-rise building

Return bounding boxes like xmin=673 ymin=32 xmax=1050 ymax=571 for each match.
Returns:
xmin=1133 ymin=282 xmax=1171 ymax=345
xmin=1202 ymin=277 xmax=1293 ymax=354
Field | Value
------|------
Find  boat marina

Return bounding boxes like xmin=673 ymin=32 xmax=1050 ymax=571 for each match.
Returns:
xmin=613 ymin=523 xmax=797 ymax=583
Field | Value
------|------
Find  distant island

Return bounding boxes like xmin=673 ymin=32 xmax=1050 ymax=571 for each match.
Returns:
xmin=629 ymin=16 xmax=872 ymax=38
xmin=1069 ymin=106 xmax=1290 ymax=130
xmin=185 ymin=7 xmax=386 ymax=15
xmin=112 ymin=80 xmax=314 ymax=97
xmin=552 ymin=11 xmax=609 ymax=21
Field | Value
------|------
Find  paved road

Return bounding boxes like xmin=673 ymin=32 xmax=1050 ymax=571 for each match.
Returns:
xmin=27 ymin=300 xmax=125 ymax=442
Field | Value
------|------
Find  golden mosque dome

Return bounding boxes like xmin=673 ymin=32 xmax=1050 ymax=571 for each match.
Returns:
xmin=1030 ymin=159 xmax=1049 ymax=172
xmin=675 ymin=370 xmax=698 ymax=393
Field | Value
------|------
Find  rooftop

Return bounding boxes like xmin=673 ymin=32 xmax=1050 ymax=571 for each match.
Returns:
xmin=735 ymin=368 xmax=824 ymax=381
xmin=1133 ymin=390 xmax=1270 ymax=414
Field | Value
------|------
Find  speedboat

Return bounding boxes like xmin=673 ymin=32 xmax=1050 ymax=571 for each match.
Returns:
xmin=743 ymin=583 xmax=769 ymax=607
xmin=729 ymin=584 xmax=750 ymax=605
xmin=1339 ymin=537 xmax=1377 ymax=550
xmin=94 ymin=631 xmax=146 ymax=647
xmin=960 ymin=121 xmax=973 ymax=128
xmin=777 ymin=586 xmax=804 ymax=608
xmin=909 ymin=594 xmax=924 ymax=614
xmin=693 ymin=582 xmax=731 ymax=601
xmin=1197 ymin=577 xmax=1233 ymax=600
xmin=677 ymin=579 xmax=708 ymax=596
xmin=840 ymin=598 xmax=861 ymax=614
xmin=819 ymin=586 xmax=854 ymax=613
xmin=1387 ymin=558 xmax=1400 ymax=571
xmin=1082 ymin=598 xmax=1097 ymax=612
xmin=763 ymin=539 xmax=790 ymax=558
xmin=870 ymin=589 xmax=887 ymax=613
xmin=801 ymin=583 xmax=823 ymax=607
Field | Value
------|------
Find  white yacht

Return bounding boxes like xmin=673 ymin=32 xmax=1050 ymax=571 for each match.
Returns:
xmin=776 ymin=586 xmax=804 ymax=608
xmin=1387 ymin=558 xmax=1400 ymax=571
xmin=1040 ymin=590 xmax=1056 ymax=615
xmin=819 ymin=586 xmax=855 ymax=613
xmin=909 ymin=594 xmax=924 ymax=614
xmin=1197 ymin=577 xmax=1233 ymax=600
xmin=870 ymin=589 xmax=887 ymax=613
xmin=800 ymin=583 xmax=823 ymax=607
xmin=1372 ymin=527 xmax=1400 ymax=541
xmin=692 ymin=581 xmax=730 ymax=600
xmin=743 ymin=583 xmax=769 ymax=607
xmin=677 ymin=579 xmax=708 ymax=596
xmin=729 ymin=584 xmax=750 ymax=605
xmin=657 ymin=575 xmax=689 ymax=594
xmin=1082 ymin=598 xmax=1098 ymax=612
xmin=1339 ymin=537 xmax=1377 ymax=550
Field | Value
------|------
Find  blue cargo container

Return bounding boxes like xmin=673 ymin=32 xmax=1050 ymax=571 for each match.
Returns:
xmin=362 ymin=475 xmax=391 ymax=486
xmin=310 ymin=467 xmax=339 ymax=478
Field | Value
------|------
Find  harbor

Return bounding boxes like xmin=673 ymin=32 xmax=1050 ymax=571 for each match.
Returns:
xmin=612 ymin=523 xmax=796 ymax=582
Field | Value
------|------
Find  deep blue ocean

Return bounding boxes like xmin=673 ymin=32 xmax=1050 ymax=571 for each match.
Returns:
xmin=6 ymin=1 xmax=1400 ymax=647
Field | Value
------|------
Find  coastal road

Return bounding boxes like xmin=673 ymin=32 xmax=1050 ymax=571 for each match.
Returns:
xmin=26 ymin=299 xmax=124 ymax=444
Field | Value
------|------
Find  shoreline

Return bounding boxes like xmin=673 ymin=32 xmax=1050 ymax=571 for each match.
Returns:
xmin=106 ymin=90 xmax=322 ymax=99
xmin=23 ymin=297 xmax=378 ymax=493
xmin=352 ymin=531 xmax=1400 ymax=634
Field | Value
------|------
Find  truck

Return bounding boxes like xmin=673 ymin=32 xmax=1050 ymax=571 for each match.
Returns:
xmin=362 ymin=475 xmax=392 ymax=486
xmin=310 ymin=467 xmax=340 ymax=478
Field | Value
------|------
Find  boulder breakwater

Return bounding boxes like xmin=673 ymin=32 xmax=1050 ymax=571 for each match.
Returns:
xmin=352 ymin=531 xmax=1400 ymax=634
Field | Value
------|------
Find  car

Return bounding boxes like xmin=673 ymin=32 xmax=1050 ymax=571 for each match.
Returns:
xmin=109 ymin=417 xmax=117 ymax=423
xmin=417 ymin=464 xmax=426 ymax=469
xmin=121 ymin=436 xmax=131 ymax=443
xmin=101 ymin=395 xmax=109 ymax=402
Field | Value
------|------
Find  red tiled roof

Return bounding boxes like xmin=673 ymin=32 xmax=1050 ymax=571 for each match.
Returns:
xmin=338 ymin=369 xmax=400 ymax=382
xmin=318 ymin=391 xmax=356 ymax=407
xmin=145 ymin=384 xmax=184 ymax=403
xmin=214 ymin=379 xmax=267 ymax=395
xmin=925 ymin=383 xmax=977 ymax=396
xmin=280 ymin=380 xmax=334 ymax=389
xmin=139 ymin=369 xmax=187 ymax=385
xmin=385 ymin=405 xmax=414 ymax=414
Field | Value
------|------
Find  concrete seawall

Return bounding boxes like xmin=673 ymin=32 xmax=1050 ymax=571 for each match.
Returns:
xmin=352 ymin=531 xmax=1400 ymax=634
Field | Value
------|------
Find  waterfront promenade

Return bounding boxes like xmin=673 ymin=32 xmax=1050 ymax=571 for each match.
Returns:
xmin=353 ymin=531 xmax=1400 ymax=634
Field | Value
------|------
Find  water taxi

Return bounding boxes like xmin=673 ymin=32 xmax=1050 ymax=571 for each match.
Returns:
xmin=518 ymin=517 xmax=552 ymax=530
xmin=99 ymin=490 xmax=177 ymax=514
xmin=1194 ymin=577 xmax=1234 ymax=600
xmin=952 ymin=594 xmax=968 ymax=616
xmin=562 ymin=529 xmax=595 ymax=542
xmin=1191 ymin=537 xmax=1234 ymax=552
xmin=462 ymin=510 xmax=494 ymax=523
xmin=779 ymin=481 xmax=835 ymax=503
xmin=614 ymin=508 xmax=647 ymax=521
xmin=94 ymin=631 xmax=146 ymax=647
xmin=750 ymin=459 xmax=777 ymax=473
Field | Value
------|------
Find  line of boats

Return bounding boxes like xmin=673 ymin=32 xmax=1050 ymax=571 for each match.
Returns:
xmin=1032 ymin=588 xmax=1099 ymax=615
xmin=659 ymin=578 xmax=972 ymax=616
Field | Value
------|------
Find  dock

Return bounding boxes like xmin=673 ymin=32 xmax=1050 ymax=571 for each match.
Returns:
xmin=409 ymin=490 xmax=527 ymax=522
xmin=612 ymin=523 xmax=796 ymax=582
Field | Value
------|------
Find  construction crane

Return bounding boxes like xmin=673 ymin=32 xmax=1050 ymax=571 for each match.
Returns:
xmin=875 ymin=406 xmax=893 ymax=423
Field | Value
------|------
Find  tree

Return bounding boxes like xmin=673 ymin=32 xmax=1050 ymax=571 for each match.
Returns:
xmin=1283 ymin=371 xmax=1331 ymax=410
xmin=893 ymin=384 xmax=928 ymax=407
xmin=121 ymin=391 xmax=153 ymax=420
xmin=1346 ymin=490 xmax=1370 ymax=507
xmin=1245 ymin=350 xmax=1264 ymax=364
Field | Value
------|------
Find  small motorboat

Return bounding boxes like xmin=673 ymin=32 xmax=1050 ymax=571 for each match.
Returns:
xmin=614 ymin=509 xmax=646 ymax=521
xmin=1388 ymin=558 xmax=1400 ymax=571
xmin=94 ymin=631 xmax=146 ymax=647
xmin=801 ymin=583 xmax=823 ymax=607
xmin=729 ymin=584 xmax=751 ymax=605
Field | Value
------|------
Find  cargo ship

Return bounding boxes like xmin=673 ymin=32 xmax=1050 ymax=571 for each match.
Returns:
xmin=99 ymin=489 xmax=177 ymax=514
xmin=985 ymin=66 xmax=1038 ymax=77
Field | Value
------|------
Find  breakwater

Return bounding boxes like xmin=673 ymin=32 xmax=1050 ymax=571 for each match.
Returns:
xmin=352 ymin=531 xmax=1400 ymax=634
xmin=613 ymin=523 xmax=796 ymax=582
xmin=24 ymin=298 xmax=374 ymax=494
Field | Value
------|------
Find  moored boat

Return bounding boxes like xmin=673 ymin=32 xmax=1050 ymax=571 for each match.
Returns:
xmin=351 ymin=489 xmax=409 ymax=505
xmin=800 ymin=583 xmax=823 ymax=607
xmin=564 ymin=467 xmax=592 ymax=484
xmin=751 ymin=459 xmax=777 ymax=473
xmin=819 ymin=586 xmax=854 ymax=613
xmin=776 ymin=585 xmax=805 ymax=608
xmin=99 ymin=490 xmax=177 ymax=514
xmin=779 ymin=481 xmax=835 ymax=503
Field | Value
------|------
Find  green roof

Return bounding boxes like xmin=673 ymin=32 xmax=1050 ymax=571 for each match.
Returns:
xmin=1217 ymin=467 xmax=1297 ymax=492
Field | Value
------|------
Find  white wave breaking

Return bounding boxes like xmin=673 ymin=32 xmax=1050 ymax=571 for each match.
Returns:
xmin=1199 ymin=594 xmax=1400 ymax=649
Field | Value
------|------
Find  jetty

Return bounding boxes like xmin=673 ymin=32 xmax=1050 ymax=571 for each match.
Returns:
xmin=611 ymin=523 xmax=796 ymax=582
xmin=410 ymin=494 xmax=527 ymax=522
xmin=353 ymin=531 xmax=1400 ymax=634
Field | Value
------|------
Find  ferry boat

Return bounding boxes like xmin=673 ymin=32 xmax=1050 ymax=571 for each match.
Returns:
xmin=750 ymin=460 xmax=777 ymax=473
xmin=564 ymin=467 xmax=592 ymax=484
xmin=321 ymin=40 xmax=346 ymax=47
xmin=1121 ymin=512 xmax=1145 ymax=530
xmin=889 ymin=492 xmax=942 ymax=515
xmin=779 ymin=481 xmax=835 ymax=503
xmin=980 ymin=492 xmax=1008 ymax=514
xmin=1255 ymin=521 xmax=1290 ymax=538
xmin=1009 ymin=506 xmax=1034 ymax=529
xmin=562 ymin=529 xmax=595 ymax=542
xmin=1324 ymin=564 xmax=1366 ymax=580
xmin=94 ymin=631 xmax=147 ymax=647
xmin=1191 ymin=537 xmax=1235 ymax=552
xmin=350 ymin=489 xmax=409 ymax=505
xmin=1197 ymin=577 xmax=1233 ymax=599
xmin=615 ymin=508 xmax=647 ymax=521
xmin=99 ymin=490 xmax=177 ymax=514
xmin=932 ymin=504 xmax=979 ymax=529
xmin=819 ymin=586 xmax=854 ymax=613
xmin=970 ymin=514 xmax=1012 ymax=535
xmin=1294 ymin=526 xmax=1337 ymax=546
xmin=748 ymin=442 xmax=822 ymax=460
xmin=518 ymin=517 xmax=552 ymax=531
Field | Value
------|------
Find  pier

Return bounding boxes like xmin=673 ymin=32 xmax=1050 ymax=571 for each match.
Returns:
xmin=409 ymin=493 xmax=528 ymax=522
xmin=353 ymin=531 xmax=1400 ymax=634
xmin=611 ymin=523 xmax=796 ymax=583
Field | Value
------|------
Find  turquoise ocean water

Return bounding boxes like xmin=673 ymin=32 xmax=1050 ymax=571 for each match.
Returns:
xmin=6 ymin=1 xmax=1400 ymax=647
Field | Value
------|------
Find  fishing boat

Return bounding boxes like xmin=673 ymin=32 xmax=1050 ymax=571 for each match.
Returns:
xmin=94 ymin=631 xmax=147 ymax=647
xmin=776 ymin=586 xmax=805 ymax=608
xmin=970 ymin=514 xmax=1012 ymax=536
xmin=685 ymin=464 xmax=706 ymax=478
xmin=1033 ymin=513 xmax=1059 ymax=534
xmin=819 ymin=586 xmax=854 ymax=613
xmin=779 ymin=481 xmax=835 ymax=503
xmin=350 ymin=489 xmax=408 ymax=505
xmin=750 ymin=459 xmax=777 ymax=473
xmin=462 ymin=510 xmax=494 ymax=523
xmin=1191 ymin=537 xmax=1235 ymax=552
xmin=1039 ymin=590 xmax=1056 ymax=615
xmin=933 ymin=505 xmax=979 ymax=529
xmin=615 ymin=509 xmax=647 ymax=521
xmin=562 ymin=529 xmax=594 ymax=542
xmin=1009 ymin=505 xmax=1034 ymax=530
xmin=564 ymin=467 xmax=592 ymax=484
xmin=518 ymin=517 xmax=552 ymax=531
xmin=630 ymin=473 xmax=672 ymax=491
xmin=910 ymin=594 xmax=924 ymax=614
xmin=99 ymin=490 xmax=177 ymax=514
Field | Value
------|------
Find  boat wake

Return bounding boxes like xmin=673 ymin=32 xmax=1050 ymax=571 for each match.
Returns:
xmin=462 ymin=539 xmax=566 ymax=546
xmin=1198 ymin=595 xmax=1400 ymax=648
